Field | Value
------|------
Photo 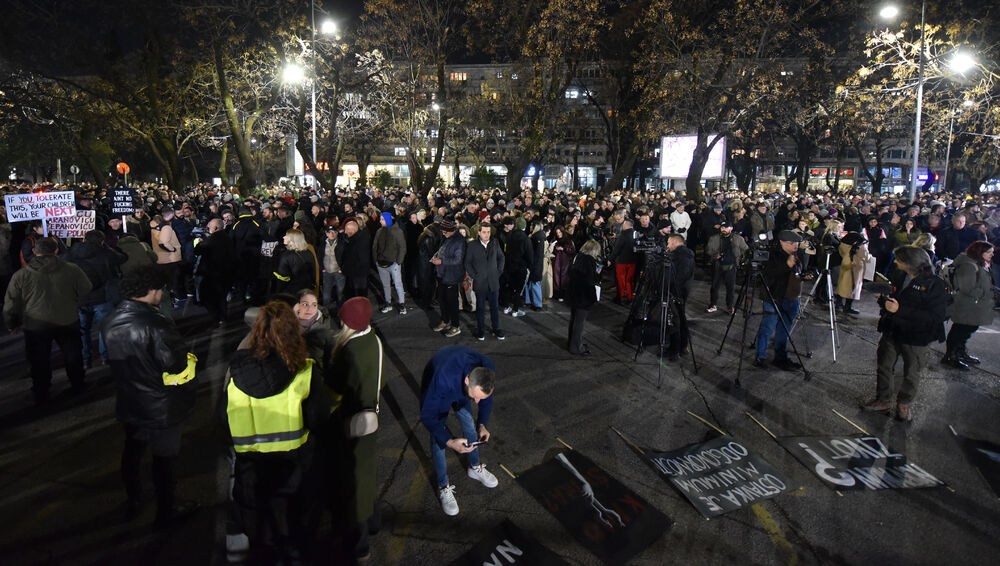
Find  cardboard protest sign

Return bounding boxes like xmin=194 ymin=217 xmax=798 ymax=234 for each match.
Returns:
xmin=954 ymin=434 xmax=1000 ymax=498
xmin=516 ymin=450 xmax=670 ymax=566
xmin=777 ymin=435 xmax=945 ymax=491
xmin=646 ymin=435 xmax=789 ymax=518
xmin=111 ymin=188 xmax=137 ymax=215
xmin=448 ymin=519 xmax=569 ymax=566
xmin=47 ymin=210 xmax=96 ymax=239
xmin=4 ymin=191 xmax=76 ymax=222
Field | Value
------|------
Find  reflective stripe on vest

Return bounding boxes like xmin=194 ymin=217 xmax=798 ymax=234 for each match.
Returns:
xmin=227 ymin=359 xmax=314 ymax=454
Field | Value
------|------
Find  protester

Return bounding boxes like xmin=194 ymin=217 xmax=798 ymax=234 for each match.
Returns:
xmin=465 ymin=223 xmax=506 ymax=341
xmin=273 ymin=229 xmax=318 ymax=295
xmin=500 ymin=216 xmax=533 ymax=318
xmin=754 ymin=230 xmax=807 ymax=371
xmin=224 ymin=300 xmax=331 ymax=563
xmin=150 ymin=212 xmax=183 ymax=306
xmin=864 ymin=246 xmax=947 ymax=421
xmin=835 ymin=232 xmax=871 ymax=315
xmin=705 ymin=221 xmax=748 ymax=314
xmin=318 ymin=225 xmax=346 ymax=311
xmin=611 ymin=219 xmax=638 ymax=304
xmin=372 ymin=212 xmax=407 ymax=315
xmin=101 ymin=265 xmax=194 ymax=526
xmin=420 ymin=345 xmax=498 ymax=516
xmin=4 ymin=237 xmax=93 ymax=404
xmin=430 ymin=219 xmax=466 ymax=337
xmin=566 ymin=240 xmax=601 ymax=355
xmin=194 ymin=218 xmax=236 ymax=325
xmin=941 ymin=241 xmax=995 ymax=370
xmin=66 ymin=229 xmax=125 ymax=367
xmin=341 ymin=218 xmax=371 ymax=300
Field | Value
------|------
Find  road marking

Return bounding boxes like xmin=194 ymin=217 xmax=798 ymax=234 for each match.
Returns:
xmin=751 ymin=503 xmax=798 ymax=566
xmin=386 ymin=444 xmax=429 ymax=563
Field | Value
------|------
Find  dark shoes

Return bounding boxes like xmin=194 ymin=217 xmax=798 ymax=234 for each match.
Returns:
xmin=844 ymin=308 xmax=861 ymax=315
xmin=774 ymin=358 xmax=802 ymax=371
xmin=862 ymin=400 xmax=892 ymax=413
xmin=752 ymin=358 xmax=768 ymax=369
xmin=959 ymin=349 xmax=980 ymax=365
xmin=896 ymin=402 xmax=913 ymax=422
xmin=154 ymin=501 xmax=200 ymax=529
xmin=941 ymin=351 xmax=970 ymax=371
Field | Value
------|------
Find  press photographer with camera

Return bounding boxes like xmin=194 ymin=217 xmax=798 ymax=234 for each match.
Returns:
xmin=754 ymin=230 xmax=809 ymax=370
xmin=862 ymin=246 xmax=947 ymax=421
xmin=705 ymin=221 xmax=748 ymax=314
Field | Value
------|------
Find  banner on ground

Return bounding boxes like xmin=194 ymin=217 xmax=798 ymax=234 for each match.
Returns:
xmin=954 ymin=433 xmax=1000 ymax=498
xmin=516 ymin=450 xmax=671 ymax=565
xmin=777 ymin=435 xmax=945 ymax=491
xmin=4 ymin=191 xmax=76 ymax=222
xmin=448 ymin=519 xmax=569 ymax=566
xmin=47 ymin=210 xmax=96 ymax=239
xmin=646 ymin=435 xmax=789 ymax=518
xmin=111 ymin=188 xmax=137 ymax=215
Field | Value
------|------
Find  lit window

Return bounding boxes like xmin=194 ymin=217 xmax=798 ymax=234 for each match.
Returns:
xmin=449 ymin=72 xmax=467 ymax=81
xmin=394 ymin=147 xmax=407 ymax=156
xmin=565 ymin=89 xmax=579 ymax=99
xmin=511 ymin=73 xmax=518 ymax=80
xmin=495 ymin=71 xmax=503 ymax=79
xmin=430 ymin=129 xmax=439 ymax=138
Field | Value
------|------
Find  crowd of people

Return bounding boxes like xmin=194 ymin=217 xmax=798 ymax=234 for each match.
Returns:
xmin=2 ymin=179 xmax=999 ymax=562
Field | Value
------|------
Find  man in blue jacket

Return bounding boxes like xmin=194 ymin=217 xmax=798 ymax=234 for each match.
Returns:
xmin=420 ymin=345 xmax=497 ymax=516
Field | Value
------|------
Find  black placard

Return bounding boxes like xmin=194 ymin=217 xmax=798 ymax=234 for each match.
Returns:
xmin=516 ymin=450 xmax=670 ymax=566
xmin=448 ymin=519 xmax=570 ymax=566
xmin=111 ymin=188 xmax=136 ymax=215
xmin=955 ymin=434 xmax=1000 ymax=498
xmin=777 ymin=435 xmax=946 ymax=491
xmin=646 ymin=435 xmax=789 ymax=518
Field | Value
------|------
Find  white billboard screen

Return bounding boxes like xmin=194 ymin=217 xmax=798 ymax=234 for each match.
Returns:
xmin=660 ymin=135 xmax=726 ymax=179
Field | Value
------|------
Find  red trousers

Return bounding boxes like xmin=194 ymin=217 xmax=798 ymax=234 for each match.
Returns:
xmin=615 ymin=263 xmax=636 ymax=300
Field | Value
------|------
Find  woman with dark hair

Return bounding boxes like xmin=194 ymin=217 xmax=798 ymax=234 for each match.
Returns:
xmin=566 ymin=240 xmax=602 ymax=355
xmin=941 ymin=241 xmax=995 ymax=369
xmin=863 ymin=246 xmax=947 ymax=421
xmin=550 ymin=225 xmax=576 ymax=301
xmin=862 ymin=216 xmax=891 ymax=274
xmin=224 ymin=301 xmax=331 ymax=564
xmin=294 ymin=288 xmax=336 ymax=370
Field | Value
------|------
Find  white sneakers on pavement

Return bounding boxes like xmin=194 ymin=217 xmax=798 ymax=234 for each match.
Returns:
xmin=467 ymin=464 xmax=499 ymax=488
xmin=439 ymin=485 xmax=459 ymax=516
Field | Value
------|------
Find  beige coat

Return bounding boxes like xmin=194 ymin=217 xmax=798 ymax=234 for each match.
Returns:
xmin=152 ymin=223 xmax=182 ymax=264
xmin=836 ymin=242 xmax=870 ymax=300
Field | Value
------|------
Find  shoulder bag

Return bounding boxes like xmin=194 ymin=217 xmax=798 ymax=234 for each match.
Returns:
xmin=347 ymin=335 xmax=383 ymax=438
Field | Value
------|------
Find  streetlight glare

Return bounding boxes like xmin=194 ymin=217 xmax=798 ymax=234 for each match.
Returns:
xmin=949 ymin=52 xmax=976 ymax=74
xmin=283 ymin=63 xmax=305 ymax=83
xmin=320 ymin=20 xmax=337 ymax=35
xmin=962 ymin=99 xmax=974 ymax=107
xmin=432 ymin=103 xmax=440 ymax=111
xmin=879 ymin=5 xmax=899 ymax=19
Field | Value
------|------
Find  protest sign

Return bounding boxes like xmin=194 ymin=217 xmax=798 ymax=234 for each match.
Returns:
xmin=111 ymin=188 xmax=137 ymax=215
xmin=47 ymin=210 xmax=96 ymax=239
xmin=448 ymin=519 xmax=569 ymax=566
xmin=516 ymin=450 xmax=670 ymax=565
xmin=953 ymin=433 xmax=1000 ymax=498
xmin=777 ymin=435 xmax=945 ymax=491
xmin=646 ymin=435 xmax=789 ymax=518
xmin=4 ymin=191 xmax=76 ymax=222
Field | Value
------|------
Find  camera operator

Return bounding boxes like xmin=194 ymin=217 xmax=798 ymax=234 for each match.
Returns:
xmin=754 ymin=231 xmax=809 ymax=371
xmin=815 ymin=219 xmax=844 ymax=306
xmin=664 ymin=234 xmax=694 ymax=361
xmin=791 ymin=218 xmax=817 ymax=271
xmin=862 ymin=246 xmax=947 ymax=421
xmin=705 ymin=221 xmax=748 ymax=314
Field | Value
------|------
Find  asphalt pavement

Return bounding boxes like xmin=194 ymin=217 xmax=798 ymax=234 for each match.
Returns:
xmin=1 ymin=272 xmax=999 ymax=566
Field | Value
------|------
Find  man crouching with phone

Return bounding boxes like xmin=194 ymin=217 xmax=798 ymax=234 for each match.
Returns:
xmin=420 ymin=345 xmax=498 ymax=516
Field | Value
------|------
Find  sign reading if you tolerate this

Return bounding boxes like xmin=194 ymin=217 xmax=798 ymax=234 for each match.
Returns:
xmin=3 ymin=191 xmax=76 ymax=222
xmin=777 ymin=435 xmax=946 ymax=491
xmin=646 ymin=435 xmax=790 ymax=518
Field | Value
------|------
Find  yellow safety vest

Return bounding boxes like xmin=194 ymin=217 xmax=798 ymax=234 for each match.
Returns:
xmin=227 ymin=359 xmax=314 ymax=454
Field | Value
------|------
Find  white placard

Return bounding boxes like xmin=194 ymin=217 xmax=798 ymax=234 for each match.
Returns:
xmin=3 ymin=191 xmax=77 ymax=222
xmin=47 ymin=210 xmax=97 ymax=239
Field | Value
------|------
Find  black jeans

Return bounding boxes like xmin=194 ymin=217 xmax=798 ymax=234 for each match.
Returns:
xmin=439 ymin=283 xmax=461 ymax=327
xmin=568 ymin=307 xmax=589 ymax=354
xmin=24 ymin=323 xmax=86 ymax=397
xmin=121 ymin=424 xmax=182 ymax=515
xmin=710 ymin=265 xmax=736 ymax=308
xmin=945 ymin=323 xmax=978 ymax=353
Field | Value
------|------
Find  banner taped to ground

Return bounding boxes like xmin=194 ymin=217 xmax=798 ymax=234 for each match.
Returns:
xmin=953 ymin=433 xmax=1000 ymax=498
xmin=646 ymin=435 xmax=789 ymax=518
xmin=516 ymin=450 xmax=670 ymax=565
xmin=448 ymin=519 xmax=569 ymax=566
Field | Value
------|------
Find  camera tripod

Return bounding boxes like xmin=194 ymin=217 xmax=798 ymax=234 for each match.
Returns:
xmin=629 ymin=252 xmax=699 ymax=388
xmin=716 ymin=259 xmax=809 ymax=386
xmin=789 ymin=249 xmax=840 ymax=361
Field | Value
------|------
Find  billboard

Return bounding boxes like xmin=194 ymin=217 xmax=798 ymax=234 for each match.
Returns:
xmin=660 ymin=135 xmax=726 ymax=179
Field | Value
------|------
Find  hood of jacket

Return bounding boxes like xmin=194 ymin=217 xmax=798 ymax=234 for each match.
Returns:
xmin=67 ymin=241 xmax=105 ymax=261
xmin=26 ymin=254 xmax=67 ymax=274
xmin=229 ymin=349 xmax=297 ymax=399
xmin=952 ymin=252 xmax=978 ymax=270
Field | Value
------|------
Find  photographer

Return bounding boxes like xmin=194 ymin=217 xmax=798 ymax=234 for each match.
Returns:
xmin=754 ymin=231 xmax=808 ymax=371
xmin=705 ymin=221 xmax=748 ymax=314
xmin=815 ymin=219 xmax=843 ymax=306
xmin=664 ymin=234 xmax=694 ymax=361
xmin=863 ymin=246 xmax=947 ymax=421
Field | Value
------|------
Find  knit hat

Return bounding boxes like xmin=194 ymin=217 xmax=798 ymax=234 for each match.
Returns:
xmin=294 ymin=210 xmax=307 ymax=221
xmin=440 ymin=219 xmax=456 ymax=232
xmin=339 ymin=297 xmax=372 ymax=331
xmin=381 ymin=212 xmax=393 ymax=227
xmin=514 ymin=217 xmax=527 ymax=231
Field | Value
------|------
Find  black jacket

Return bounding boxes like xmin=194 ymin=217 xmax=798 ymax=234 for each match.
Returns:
xmin=762 ymin=245 xmax=802 ymax=302
xmin=877 ymin=269 xmax=947 ymax=346
xmin=503 ymin=228 xmax=534 ymax=274
xmin=668 ymin=245 xmax=695 ymax=301
xmin=465 ymin=238 xmax=505 ymax=293
xmin=101 ymin=300 xmax=193 ymax=429
xmin=567 ymin=253 xmax=599 ymax=309
xmin=274 ymin=249 xmax=318 ymax=294
xmin=434 ymin=233 xmax=467 ymax=285
xmin=231 ymin=214 xmax=263 ymax=261
xmin=195 ymin=230 xmax=237 ymax=281
xmin=611 ymin=229 xmax=639 ymax=264
xmin=529 ymin=230 xmax=546 ymax=281
xmin=66 ymin=241 xmax=125 ymax=307
xmin=342 ymin=229 xmax=372 ymax=279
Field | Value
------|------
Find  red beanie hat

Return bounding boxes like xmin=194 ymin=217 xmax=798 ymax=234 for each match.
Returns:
xmin=339 ymin=297 xmax=372 ymax=331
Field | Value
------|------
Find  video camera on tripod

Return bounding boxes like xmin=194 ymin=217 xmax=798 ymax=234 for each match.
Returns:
xmin=632 ymin=231 xmax=669 ymax=256
xmin=747 ymin=232 xmax=773 ymax=267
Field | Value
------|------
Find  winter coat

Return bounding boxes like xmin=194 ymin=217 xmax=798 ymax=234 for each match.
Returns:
xmin=230 ymin=214 xmax=263 ymax=261
xmin=552 ymin=237 xmax=576 ymax=292
xmin=567 ymin=253 xmax=599 ymax=309
xmin=465 ymin=237 xmax=505 ymax=294
xmin=372 ymin=223 xmax=406 ymax=266
xmin=419 ymin=345 xmax=495 ymax=450
xmin=116 ymin=235 xmax=157 ymax=274
xmin=66 ymin=241 xmax=125 ymax=307
xmin=302 ymin=307 xmax=337 ymax=370
xmin=274 ymin=249 xmax=318 ymax=294
xmin=877 ymin=269 xmax=947 ymax=346
xmin=611 ymin=229 xmax=638 ymax=264
xmin=152 ymin=223 xmax=182 ymax=264
xmin=935 ymin=225 xmax=982 ymax=260
xmin=750 ymin=211 xmax=775 ymax=241
xmin=4 ymin=255 xmax=92 ymax=330
xmin=341 ymin=229 xmax=371 ymax=280
xmin=529 ymin=230 xmax=546 ymax=282
xmin=705 ymin=233 xmax=749 ymax=268
xmin=836 ymin=242 xmax=871 ymax=300
xmin=194 ymin=230 xmax=236 ymax=283
xmin=101 ymin=300 xmax=193 ymax=429
xmin=434 ymin=233 xmax=467 ymax=286
xmin=950 ymin=253 xmax=995 ymax=327
xmin=502 ymin=228 xmax=534 ymax=275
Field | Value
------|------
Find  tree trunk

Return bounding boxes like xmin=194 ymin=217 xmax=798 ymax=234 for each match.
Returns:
xmin=219 ymin=141 xmax=230 ymax=186
xmin=213 ymin=44 xmax=257 ymax=195
xmin=685 ymin=132 xmax=723 ymax=203
xmin=601 ymin=144 xmax=639 ymax=197
xmin=357 ymin=151 xmax=371 ymax=188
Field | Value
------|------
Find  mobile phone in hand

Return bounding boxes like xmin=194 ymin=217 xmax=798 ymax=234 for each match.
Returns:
xmin=465 ymin=440 xmax=486 ymax=447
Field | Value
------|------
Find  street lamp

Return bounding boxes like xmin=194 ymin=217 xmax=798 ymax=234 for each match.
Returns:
xmin=309 ymin=0 xmax=338 ymax=179
xmin=283 ymin=63 xmax=305 ymax=84
xmin=941 ymin=99 xmax=975 ymax=191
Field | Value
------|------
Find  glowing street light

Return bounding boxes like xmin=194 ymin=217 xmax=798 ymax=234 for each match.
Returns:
xmin=431 ymin=102 xmax=441 ymax=111
xmin=879 ymin=5 xmax=899 ymax=20
xmin=283 ymin=63 xmax=305 ymax=84
xmin=321 ymin=19 xmax=337 ymax=35
xmin=949 ymin=52 xmax=976 ymax=74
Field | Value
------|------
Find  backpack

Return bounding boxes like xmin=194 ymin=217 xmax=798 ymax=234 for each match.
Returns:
xmin=937 ymin=259 xmax=958 ymax=320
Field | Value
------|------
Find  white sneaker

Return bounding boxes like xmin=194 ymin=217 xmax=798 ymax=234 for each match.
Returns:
xmin=432 ymin=322 xmax=448 ymax=332
xmin=503 ymin=306 xmax=513 ymax=315
xmin=379 ymin=305 xmax=392 ymax=314
xmin=512 ymin=309 xmax=526 ymax=317
xmin=467 ymin=464 xmax=499 ymax=488
xmin=439 ymin=485 xmax=459 ymax=516
xmin=399 ymin=306 xmax=407 ymax=315
xmin=705 ymin=305 xmax=718 ymax=313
